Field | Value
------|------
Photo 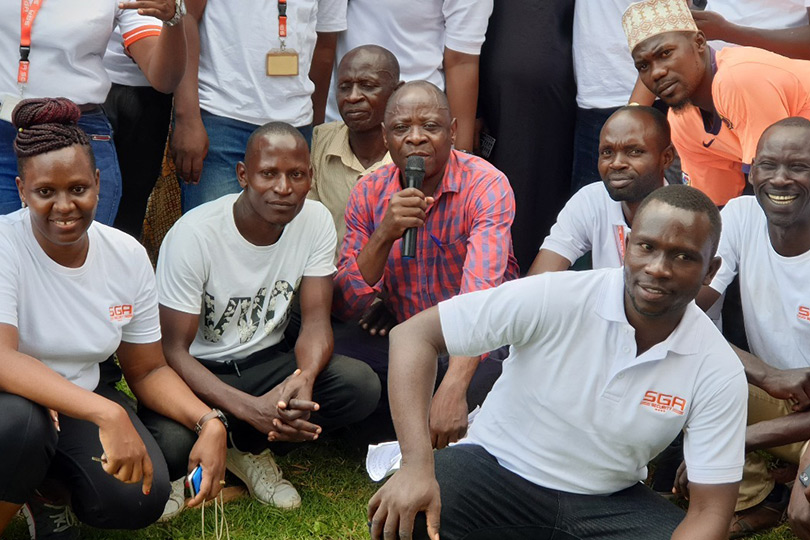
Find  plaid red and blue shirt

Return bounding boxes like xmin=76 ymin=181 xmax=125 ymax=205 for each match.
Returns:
xmin=334 ymin=150 xmax=520 ymax=323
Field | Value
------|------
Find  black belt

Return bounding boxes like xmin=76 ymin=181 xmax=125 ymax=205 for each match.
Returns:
xmin=197 ymin=340 xmax=290 ymax=377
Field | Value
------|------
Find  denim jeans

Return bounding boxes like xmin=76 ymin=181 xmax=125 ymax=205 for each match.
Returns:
xmin=0 ymin=111 xmax=122 ymax=225
xmin=411 ymin=444 xmax=685 ymax=540
xmin=180 ymin=109 xmax=313 ymax=212
xmin=570 ymin=106 xmax=619 ymax=195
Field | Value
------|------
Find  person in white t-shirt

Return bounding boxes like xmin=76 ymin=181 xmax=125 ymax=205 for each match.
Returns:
xmin=693 ymin=117 xmax=810 ymax=538
xmin=0 ymin=98 xmax=226 ymax=539
xmin=368 ymin=184 xmax=746 ymax=540
xmin=171 ymin=0 xmax=347 ymax=211
xmin=529 ymin=105 xmax=673 ymax=275
xmin=0 ymin=0 xmax=187 ymax=227
xmin=154 ymin=122 xmax=380 ymax=509
xmin=323 ymin=0 xmax=492 ymax=152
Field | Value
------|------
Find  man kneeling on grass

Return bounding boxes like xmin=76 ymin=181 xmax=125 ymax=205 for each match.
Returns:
xmin=369 ymin=185 xmax=747 ymax=540
xmin=145 ymin=122 xmax=380 ymax=510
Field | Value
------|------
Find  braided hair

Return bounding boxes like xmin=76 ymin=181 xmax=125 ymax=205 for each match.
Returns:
xmin=12 ymin=97 xmax=95 ymax=175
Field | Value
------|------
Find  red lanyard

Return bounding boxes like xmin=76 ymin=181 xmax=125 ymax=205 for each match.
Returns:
xmin=278 ymin=0 xmax=287 ymax=39
xmin=18 ymin=0 xmax=44 ymax=85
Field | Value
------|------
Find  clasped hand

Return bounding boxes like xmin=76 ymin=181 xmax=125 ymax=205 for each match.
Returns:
xmin=245 ymin=369 xmax=322 ymax=442
xmin=119 ymin=0 xmax=177 ymax=21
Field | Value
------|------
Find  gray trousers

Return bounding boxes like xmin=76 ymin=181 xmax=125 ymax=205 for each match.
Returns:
xmin=413 ymin=444 xmax=685 ymax=540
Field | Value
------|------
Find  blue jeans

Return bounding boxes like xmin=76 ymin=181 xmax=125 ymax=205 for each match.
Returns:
xmin=0 ymin=111 xmax=122 ymax=225
xmin=410 ymin=444 xmax=685 ymax=540
xmin=180 ymin=109 xmax=313 ymax=212
xmin=570 ymin=106 xmax=619 ymax=194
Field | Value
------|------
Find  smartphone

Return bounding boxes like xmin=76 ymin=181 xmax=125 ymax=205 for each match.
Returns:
xmin=801 ymin=464 xmax=810 ymax=487
xmin=186 ymin=465 xmax=203 ymax=497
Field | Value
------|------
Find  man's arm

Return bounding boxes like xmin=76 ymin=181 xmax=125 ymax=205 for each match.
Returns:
xmin=733 ymin=344 xmax=810 ymax=411
xmin=169 ymin=0 xmax=209 ymax=184
xmin=126 ymin=1 xmax=187 ymax=93
xmin=444 ymin=48 xmax=479 ymax=152
xmin=788 ymin=445 xmax=810 ymax=536
xmin=333 ymin=184 xmax=432 ymax=321
xmin=672 ymin=482 xmax=739 ymax=540
xmin=310 ymin=32 xmax=339 ymax=126
xmin=693 ymin=8 xmax=810 ymax=61
xmin=368 ymin=307 xmax=445 ymax=540
xmin=527 ymin=249 xmax=573 ymax=276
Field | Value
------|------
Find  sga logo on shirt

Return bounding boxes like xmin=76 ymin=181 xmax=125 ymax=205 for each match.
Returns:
xmin=798 ymin=306 xmax=810 ymax=322
xmin=640 ymin=390 xmax=686 ymax=415
xmin=109 ymin=304 xmax=134 ymax=322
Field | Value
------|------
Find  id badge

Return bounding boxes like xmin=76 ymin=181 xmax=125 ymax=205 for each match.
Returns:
xmin=266 ymin=49 xmax=299 ymax=76
xmin=0 ymin=93 xmax=23 ymax=124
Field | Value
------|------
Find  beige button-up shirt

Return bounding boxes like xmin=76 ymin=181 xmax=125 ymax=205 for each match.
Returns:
xmin=309 ymin=121 xmax=392 ymax=258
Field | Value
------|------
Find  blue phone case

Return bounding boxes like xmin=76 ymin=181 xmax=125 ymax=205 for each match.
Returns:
xmin=187 ymin=466 xmax=203 ymax=496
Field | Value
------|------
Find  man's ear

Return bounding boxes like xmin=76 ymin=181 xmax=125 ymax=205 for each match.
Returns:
xmin=382 ymin=124 xmax=389 ymax=150
xmin=236 ymin=162 xmax=247 ymax=188
xmin=449 ymin=118 xmax=457 ymax=147
xmin=694 ymin=31 xmax=707 ymax=53
xmin=661 ymin=143 xmax=676 ymax=170
xmin=703 ymin=255 xmax=722 ymax=286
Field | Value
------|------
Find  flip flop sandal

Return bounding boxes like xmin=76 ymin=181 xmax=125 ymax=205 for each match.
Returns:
xmin=729 ymin=489 xmax=789 ymax=539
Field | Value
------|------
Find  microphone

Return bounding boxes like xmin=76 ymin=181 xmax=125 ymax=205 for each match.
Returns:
xmin=401 ymin=155 xmax=425 ymax=259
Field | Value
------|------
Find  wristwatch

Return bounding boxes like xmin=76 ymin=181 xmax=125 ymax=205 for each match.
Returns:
xmin=164 ymin=0 xmax=186 ymax=27
xmin=195 ymin=408 xmax=228 ymax=434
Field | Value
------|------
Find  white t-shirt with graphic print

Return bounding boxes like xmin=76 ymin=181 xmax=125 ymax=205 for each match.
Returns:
xmin=0 ymin=209 xmax=161 ymax=390
xmin=710 ymin=196 xmax=810 ymax=370
xmin=156 ymin=194 xmax=336 ymax=361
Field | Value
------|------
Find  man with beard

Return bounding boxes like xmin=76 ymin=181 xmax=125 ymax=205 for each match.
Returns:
xmin=623 ymin=0 xmax=810 ymax=206
xmin=528 ymin=105 xmax=673 ymax=275
xmin=310 ymin=45 xmax=401 ymax=257
xmin=368 ymin=185 xmax=746 ymax=540
xmin=686 ymin=117 xmax=810 ymax=537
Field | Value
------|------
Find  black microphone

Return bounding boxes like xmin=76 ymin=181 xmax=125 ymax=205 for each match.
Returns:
xmin=401 ymin=155 xmax=425 ymax=259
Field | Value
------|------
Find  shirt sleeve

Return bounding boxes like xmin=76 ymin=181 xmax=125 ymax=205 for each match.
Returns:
xmin=303 ymin=202 xmax=338 ymax=275
xmin=714 ymin=60 xmax=800 ymax=166
xmin=115 ymin=4 xmax=162 ymax=49
xmin=121 ymin=244 xmax=162 ymax=344
xmin=439 ymin=275 xmax=549 ymax=358
xmin=683 ymin=369 xmax=748 ymax=484
xmin=539 ymin=189 xmax=595 ymax=264
xmin=458 ymin=171 xmax=517 ymax=295
xmin=332 ymin=179 xmax=383 ymax=320
xmin=309 ymin=126 xmax=323 ymax=202
xmin=0 ymin=234 xmax=19 ymax=328
xmin=155 ymin=223 xmax=208 ymax=315
xmin=442 ymin=0 xmax=494 ymax=55
xmin=316 ymin=0 xmax=348 ymax=32
xmin=709 ymin=199 xmax=744 ymax=295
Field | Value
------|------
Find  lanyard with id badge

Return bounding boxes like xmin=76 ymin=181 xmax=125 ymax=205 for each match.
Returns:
xmin=266 ymin=0 xmax=299 ymax=76
xmin=0 ymin=0 xmax=41 ymax=123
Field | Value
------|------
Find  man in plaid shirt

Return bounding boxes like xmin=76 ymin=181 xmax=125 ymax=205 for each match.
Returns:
xmin=333 ymin=81 xmax=519 ymax=447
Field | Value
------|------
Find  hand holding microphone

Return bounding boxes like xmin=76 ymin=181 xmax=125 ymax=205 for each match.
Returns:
xmin=401 ymin=156 xmax=425 ymax=259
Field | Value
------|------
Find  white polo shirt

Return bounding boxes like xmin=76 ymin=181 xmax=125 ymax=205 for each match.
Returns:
xmin=0 ymin=209 xmax=161 ymax=391
xmin=324 ymin=0 xmax=493 ymax=122
xmin=197 ymin=0 xmax=347 ymax=127
xmin=710 ymin=196 xmax=810 ymax=370
xmin=439 ymin=267 xmax=747 ymax=495
xmin=0 ymin=0 xmax=161 ymax=104
xmin=539 ymin=182 xmax=631 ymax=269
xmin=103 ymin=28 xmax=150 ymax=88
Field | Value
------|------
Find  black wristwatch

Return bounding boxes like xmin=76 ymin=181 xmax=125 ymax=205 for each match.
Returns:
xmin=195 ymin=408 xmax=228 ymax=434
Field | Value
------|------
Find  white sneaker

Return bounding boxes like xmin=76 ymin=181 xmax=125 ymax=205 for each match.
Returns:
xmin=158 ymin=478 xmax=186 ymax=522
xmin=225 ymin=448 xmax=301 ymax=509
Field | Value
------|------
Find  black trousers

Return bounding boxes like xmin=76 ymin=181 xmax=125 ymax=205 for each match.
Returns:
xmin=103 ymin=83 xmax=173 ymax=238
xmin=141 ymin=347 xmax=381 ymax=479
xmin=0 ymin=374 xmax=170 ymax=529
xmin=412 ymin=444 xmax=685 ymax=540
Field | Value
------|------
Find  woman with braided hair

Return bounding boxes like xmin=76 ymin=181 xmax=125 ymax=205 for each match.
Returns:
xmin=0 ymin=0 xmax=187 ymax=226
xmin=0 ymin=98 xmax=226 ymax=539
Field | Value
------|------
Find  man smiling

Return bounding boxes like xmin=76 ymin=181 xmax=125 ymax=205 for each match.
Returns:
xmin=694 ymin=117 xmax=810 ymax=537
xmin=368 ymin=185 xmax=746 ymax=540
xmin=333 ymin=81 xmax=519 ymax=446
xmin=623 ymin=0 xmax=810 ymax=206
xmin=150 ymin=122 xmax=379 ymax=510
xmin=528 ymin=105 xmax=673 ymax=275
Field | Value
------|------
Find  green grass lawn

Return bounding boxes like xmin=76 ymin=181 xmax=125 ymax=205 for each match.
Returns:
xmin=3 ymin=438 xmax=801 ymax=539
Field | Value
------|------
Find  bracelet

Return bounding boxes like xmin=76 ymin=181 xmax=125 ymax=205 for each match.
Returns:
xmin=195 ymin=408 xmax=228 ymax=435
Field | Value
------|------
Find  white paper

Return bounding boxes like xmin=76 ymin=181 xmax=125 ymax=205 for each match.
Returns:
xmin=365 ymin=406 xmax=481 ymax=482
